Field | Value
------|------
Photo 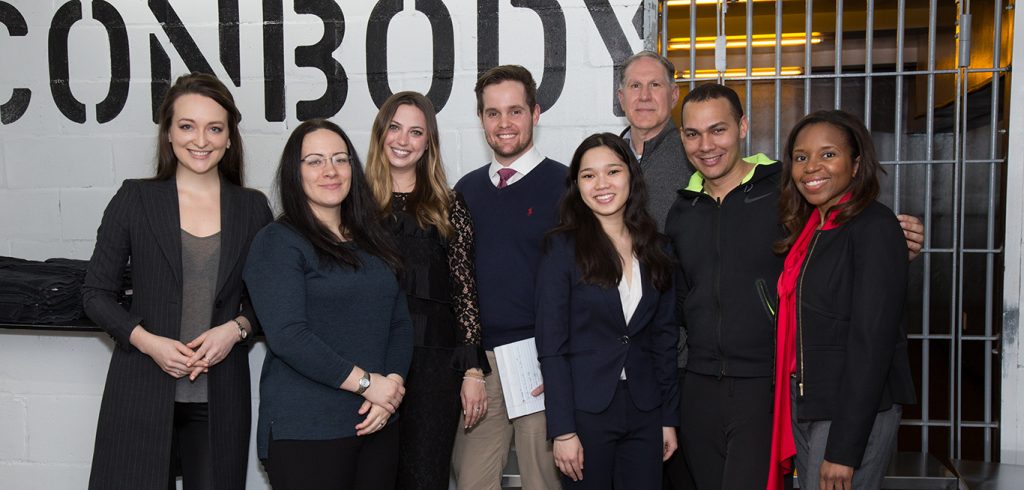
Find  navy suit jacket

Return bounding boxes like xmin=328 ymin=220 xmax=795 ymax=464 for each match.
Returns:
xmin=535 ymin=233 xmax=680 ymax=438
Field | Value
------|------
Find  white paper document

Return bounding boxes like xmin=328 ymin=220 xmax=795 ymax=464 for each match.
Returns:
xmin=493 ymin=337 xmax=546 ymax=419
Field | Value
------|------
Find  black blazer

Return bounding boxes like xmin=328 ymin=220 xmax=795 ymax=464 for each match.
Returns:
xmin=535 ymin=233 xmax=680 ymax=439
xmin=795 ymin=201 xmax=916 ymax=468
xmin=83 ymin=178 xmax=272 ymax=490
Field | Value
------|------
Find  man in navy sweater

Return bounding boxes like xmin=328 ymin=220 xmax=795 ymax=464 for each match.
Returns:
xmin=451 ymin=65 xmax=565 ymax=489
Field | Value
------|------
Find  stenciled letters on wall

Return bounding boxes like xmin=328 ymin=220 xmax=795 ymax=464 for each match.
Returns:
xmin=477 ymin=0 xmax=565 ymax=113
xmin=148 ymin=0 xmax=239 ymax=122
xmin=367 ymin=0 xmax=454 ymax=112
xmin=293 ymin=0 xmax=347 ymax=121
xmin=48 ymin=0 xmax=129 ymax=123
xmin=585 ymin=0 xmax=645 ymax=116
xmin=0 ymin=1 xmax=30 ymax=124
xmin=0 ymin=0 xmax=646 ymax=125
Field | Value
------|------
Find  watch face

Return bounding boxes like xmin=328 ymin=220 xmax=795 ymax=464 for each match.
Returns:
xmin=359 ymin=377 xmax=370 ymax=388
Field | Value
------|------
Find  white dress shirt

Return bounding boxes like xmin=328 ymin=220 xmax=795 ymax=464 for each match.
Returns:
xmin=488 ymin=146 xmax=545 ymax=188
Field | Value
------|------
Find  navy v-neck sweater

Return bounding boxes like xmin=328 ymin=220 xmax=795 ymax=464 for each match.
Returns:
xmin=455 ymin=158 xmax=567 ymax=349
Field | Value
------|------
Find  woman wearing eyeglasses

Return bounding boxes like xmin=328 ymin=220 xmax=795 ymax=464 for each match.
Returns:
xmin=243 ymin=119 xmax=413 ymax=489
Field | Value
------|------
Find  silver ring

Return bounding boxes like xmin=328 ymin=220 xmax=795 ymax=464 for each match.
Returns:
xmin=475 ymin=407 xmax=481 ymax=412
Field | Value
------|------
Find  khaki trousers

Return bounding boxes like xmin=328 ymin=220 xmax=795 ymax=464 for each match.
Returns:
xmin=451 ymin=350 xmax=561 ymax=489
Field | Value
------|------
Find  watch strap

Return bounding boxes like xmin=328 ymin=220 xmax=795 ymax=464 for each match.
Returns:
xmin=355 ymin=370 xmax=371 ymax=395
xmin=232 ymin=319 xmax=248 ymax=340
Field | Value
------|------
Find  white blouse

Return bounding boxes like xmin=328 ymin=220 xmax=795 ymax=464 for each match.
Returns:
xmin=617 ymin=255 xmax=642 ymax=380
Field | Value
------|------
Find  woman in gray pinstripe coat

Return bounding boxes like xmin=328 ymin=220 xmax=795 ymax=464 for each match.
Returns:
xmin=83 ymin=73 xmax=272 ymax=490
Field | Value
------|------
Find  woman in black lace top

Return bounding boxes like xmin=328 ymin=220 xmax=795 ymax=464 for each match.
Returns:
xmin=365 ymin=91 xmax=489 ymax=489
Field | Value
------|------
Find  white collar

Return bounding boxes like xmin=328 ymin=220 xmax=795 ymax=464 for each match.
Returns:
xmin=488 ymin=146 xmax=545 ymax=186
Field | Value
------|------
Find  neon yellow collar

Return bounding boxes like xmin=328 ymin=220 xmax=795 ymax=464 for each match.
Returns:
xmin=684 ymin=153 xmax=776 ymax=193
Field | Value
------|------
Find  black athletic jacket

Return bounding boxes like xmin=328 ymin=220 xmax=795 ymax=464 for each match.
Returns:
xmin=664 ymin=157 xmax=784 ymax=378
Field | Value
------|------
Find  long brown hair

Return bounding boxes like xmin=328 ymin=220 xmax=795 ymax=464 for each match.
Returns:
xmin=275 ymin=119 xmax=402 ymax=271
xmin=152 ymin=72 xmax=244 ymax=185
xmin=775 ymin=110 xmax=884 ymax=253
xmin=549 ymin=133 xmax=673 ymax=291
xmin=365 ymin=91 xmax=454 ymax=238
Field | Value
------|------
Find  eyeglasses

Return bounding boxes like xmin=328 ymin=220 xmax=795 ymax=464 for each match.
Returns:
xmin=301 ymin=152 xmax=351 ymax=169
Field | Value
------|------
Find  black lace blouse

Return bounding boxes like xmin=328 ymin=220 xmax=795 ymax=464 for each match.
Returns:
xmin=389 ymin=192 xmax=488 ymax=373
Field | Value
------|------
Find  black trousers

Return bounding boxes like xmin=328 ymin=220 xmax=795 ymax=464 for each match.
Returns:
xmin=267 ymin=421 xmax=400 ymax=490
xmin=565 ymin=380 xmax=663 ymax=490
xmin=680 ymin=372 xmax=773 ymax=490
xmin=396 ymin=346 xmax=461 ymax=490
xmin=168 ymin=402 xmax=212 ymax=490
xmin=663 ymin=370 xmax=697 ymax=490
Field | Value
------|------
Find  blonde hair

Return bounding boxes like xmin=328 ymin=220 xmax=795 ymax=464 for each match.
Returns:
xmin=366 ymin=91 xmax=454 ymax=238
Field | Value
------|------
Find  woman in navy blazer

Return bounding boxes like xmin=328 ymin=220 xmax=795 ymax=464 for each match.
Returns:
xmin=536 ymin=133 xmax=680 ymax=489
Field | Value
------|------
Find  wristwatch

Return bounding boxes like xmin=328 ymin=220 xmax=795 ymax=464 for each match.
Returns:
xmin=355 ymin=370 xmax=371 ymax=395
xmin=233 ymin=319 xmax=248 ymax=341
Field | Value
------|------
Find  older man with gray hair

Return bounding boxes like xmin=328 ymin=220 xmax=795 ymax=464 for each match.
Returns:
xmin=617 ymin=50 xmax=692 ymax=229
xmin=617 ymin=50 xmax=696 ymax=490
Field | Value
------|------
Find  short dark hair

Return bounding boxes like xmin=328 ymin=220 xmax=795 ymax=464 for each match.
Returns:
xmin=775 ymin=110 xmax=885 ymax=253
xmin=474 ymin=65 xmax=538 ymax=114
xmin=680 ymin=83 xmax=744 ymax=124
xmin=619 ymin=51 xmax=676 ymax=88
xmin=154 ymin=72 xmax=244 ymax=185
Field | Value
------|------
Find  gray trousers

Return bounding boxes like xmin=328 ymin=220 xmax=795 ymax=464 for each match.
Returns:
xmin=792 ymin=388 xmax=901 ymax=489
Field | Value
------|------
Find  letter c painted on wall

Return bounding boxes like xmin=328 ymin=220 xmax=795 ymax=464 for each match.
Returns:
xmin=0 ymin=1 xmax=30 ymax=124
xmin=366 ymin=0 xmax=454 ymax=111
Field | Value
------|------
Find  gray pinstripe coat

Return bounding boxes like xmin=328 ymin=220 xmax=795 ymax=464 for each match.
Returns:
xmin=83 ymin=177 xmax=272 ymax=490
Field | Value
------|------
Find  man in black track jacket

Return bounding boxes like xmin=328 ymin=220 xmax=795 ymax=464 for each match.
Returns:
xmin=665 ymin=84 xmax=924 ymax=489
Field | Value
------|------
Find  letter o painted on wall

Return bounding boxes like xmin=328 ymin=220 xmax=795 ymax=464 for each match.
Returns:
xmin=366 ymin=0 xmax=454 ymax=111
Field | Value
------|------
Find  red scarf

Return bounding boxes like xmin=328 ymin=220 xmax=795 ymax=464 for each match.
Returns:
xmin=766 ymin=198 xmax=846 ymax=490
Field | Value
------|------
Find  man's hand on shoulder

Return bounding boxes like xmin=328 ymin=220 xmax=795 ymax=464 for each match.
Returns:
xmin=897 ymin=214 xmax=924 ymax=261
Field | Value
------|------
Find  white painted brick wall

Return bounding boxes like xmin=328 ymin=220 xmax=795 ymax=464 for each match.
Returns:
xmin=5 ymin=137 xmax=114 ymax=189
xmin=26 ymin=395 xmax=103 ymax=463
xmin=0 ymin=190 xmax=62 ymax=242
xmin=0 ymin=140 xmax=7 ymax=189
xmin=0 ymin=1 xmax=645 ymax=487
xmin=0 ymin=394 xmax=28 ymax=460
xmin=0 ymin=464 xmax=93 ymax=490
xmin=60 ymin=189 xmax=117 ymax=241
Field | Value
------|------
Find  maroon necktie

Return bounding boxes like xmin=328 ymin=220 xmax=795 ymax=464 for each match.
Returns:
xmin=497 ymin=168 xmax=516 ymax=189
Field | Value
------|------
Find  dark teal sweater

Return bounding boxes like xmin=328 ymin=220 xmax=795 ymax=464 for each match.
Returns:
xmin=244 ymin=222 xmax=412 ymax=459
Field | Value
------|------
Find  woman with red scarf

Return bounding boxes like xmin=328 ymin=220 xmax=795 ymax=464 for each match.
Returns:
xmin=766 ymin=110 xmax=916 ymax=490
